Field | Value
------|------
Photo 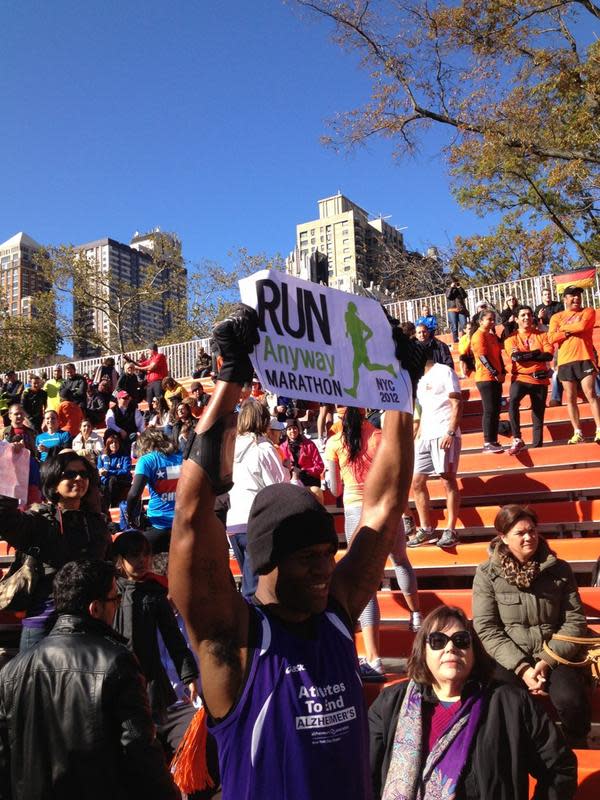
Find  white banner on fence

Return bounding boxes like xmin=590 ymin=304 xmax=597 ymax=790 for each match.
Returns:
xmin=239 ymin=270 xmax=412 ymax=411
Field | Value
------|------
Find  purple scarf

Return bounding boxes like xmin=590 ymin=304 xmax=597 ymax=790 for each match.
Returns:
xmin=382 ymin=681 xmax=487 ymax=800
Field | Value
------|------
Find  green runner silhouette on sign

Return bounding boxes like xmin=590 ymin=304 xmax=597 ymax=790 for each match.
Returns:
xmin=343 ymin=301 xmax=397 ymax=398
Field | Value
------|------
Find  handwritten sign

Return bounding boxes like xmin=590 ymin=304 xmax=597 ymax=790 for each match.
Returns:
xmin=239 ymin=270 xmax=412 ymax=411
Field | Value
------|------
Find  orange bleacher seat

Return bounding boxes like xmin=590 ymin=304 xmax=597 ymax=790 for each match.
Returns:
xmin=458 ymin=442 xmax=600 ymax=477
xmin=460 ymin=420 xmax=597 ymax=450
xmin=383 ymin=537 xmax=599 ymax=576
xmin=374 ymin=587 xmax=600 ymax=622
xmin=425 ymin=498 xmax=600 ymax=534
xmin=409 ymin=467 xmax=600 ymax=505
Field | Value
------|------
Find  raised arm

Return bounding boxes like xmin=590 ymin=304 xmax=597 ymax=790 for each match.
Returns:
xmin=330 ymin=326 xmax=415 ymax=621
xmin=168 ymin=306 xmax=258 ymax=718
xmin=330 ymin=407 xmax=413 ymax=621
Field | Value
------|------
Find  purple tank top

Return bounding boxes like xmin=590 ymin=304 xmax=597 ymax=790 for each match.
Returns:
xmin=209 ymin=601 xmax=372 ymax=800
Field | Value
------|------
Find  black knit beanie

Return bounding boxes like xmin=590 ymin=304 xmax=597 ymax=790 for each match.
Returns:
xmin=246 ymin=483 xmax=338 ymax=575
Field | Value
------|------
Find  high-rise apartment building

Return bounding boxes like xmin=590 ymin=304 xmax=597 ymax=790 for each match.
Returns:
xmin=0 ymin=232 xmax=51 ymax=319
xmin=286 ymin=193 xmax=405 ymax=292
xmin=130 ymin=229 xmax=187 ymax=335
xmin=74 ymin=230 xmax=187 ymax=358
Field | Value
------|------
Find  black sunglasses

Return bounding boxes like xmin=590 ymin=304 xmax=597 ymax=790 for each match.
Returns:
xmin=61 ymin=469 xmax=89 ymax=480
xmin=427 ymin=631 xmax=472 ymax=651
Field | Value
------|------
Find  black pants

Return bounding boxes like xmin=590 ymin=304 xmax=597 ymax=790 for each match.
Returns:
xmin=509 ymin=381 xmax=548 ymax=447
xmin=102 ymin=474 xmax=132 ymax=510
xmin=146 ymin=379 xmax=164 ymax=405
xmin=476 ymin=381 xmax=503 ymax=443
xmin=493 ymin=662 xmax=591 ymax=744
xmin=143 ymin=525 xmax=171 ymax=553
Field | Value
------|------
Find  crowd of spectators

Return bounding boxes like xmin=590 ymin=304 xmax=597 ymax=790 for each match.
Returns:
xmin=0 ymin=295 xmax=597 ymax=798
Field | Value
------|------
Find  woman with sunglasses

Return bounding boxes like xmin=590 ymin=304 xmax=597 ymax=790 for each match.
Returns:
xmin=0 ymin=449 xmax=111 ymax=651
xmin=369 ymin=605 xmax=576 ymax=799
xmin=473 ymin=504 xmax=590 ymax=748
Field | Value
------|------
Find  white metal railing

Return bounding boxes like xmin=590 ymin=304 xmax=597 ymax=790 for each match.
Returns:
xmin=385 ymin=272 xmax=600 ymax=329
xmin=15 ymin=271 xmax=600 ymax=382
xmin=16 ymin=337 xmax=212 ymax=384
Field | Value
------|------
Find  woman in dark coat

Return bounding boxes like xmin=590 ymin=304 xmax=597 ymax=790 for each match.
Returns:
xmin=369 ymin=606 xmax=576 ymax=800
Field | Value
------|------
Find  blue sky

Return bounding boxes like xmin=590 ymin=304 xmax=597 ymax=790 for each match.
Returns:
xmin=2 ymin=0 xmax=495 ymax=269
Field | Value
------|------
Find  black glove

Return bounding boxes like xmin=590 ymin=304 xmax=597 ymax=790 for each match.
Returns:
xmin=212 ymin=304 xmax=260 ymax=385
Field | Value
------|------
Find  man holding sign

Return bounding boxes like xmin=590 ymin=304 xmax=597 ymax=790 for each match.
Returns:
xmin=169 ymin=297 xmax=415 ymax=800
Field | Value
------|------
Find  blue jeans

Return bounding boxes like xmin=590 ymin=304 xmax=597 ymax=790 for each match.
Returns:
xmin=447 ymin=311 xmax=467 ymax=343
xmin=230 ymin=532 xmax=258 ymax=599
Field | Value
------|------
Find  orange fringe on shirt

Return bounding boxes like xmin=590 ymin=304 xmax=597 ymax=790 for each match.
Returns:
xmin=171 ymin=706 xmax=215 ymax=794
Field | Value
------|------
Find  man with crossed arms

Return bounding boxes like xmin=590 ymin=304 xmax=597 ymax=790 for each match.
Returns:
xmin=504 ymin=306 xmax=553 ymax=455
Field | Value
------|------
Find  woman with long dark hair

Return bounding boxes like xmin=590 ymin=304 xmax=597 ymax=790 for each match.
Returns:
xmin=170 ymin=400 xmax=195 ymax=453
xmin=0 ymin=449 xmax=110 ymax=651
xmin=326 ymin=407 xmax=421 ymax=682
xmin=470 ymin=309 xmax=506 ymax=452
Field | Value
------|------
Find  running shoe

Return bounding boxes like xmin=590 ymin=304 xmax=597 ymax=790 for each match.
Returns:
xmin=409 ymin=611 xmax=422 ymax=633
xmin=359 ymin=658 xmax=385 ymax=683
xmin=407 ymin=527 xmax=438 ymax=547
xmin=436 ymin=529 xmax=459 ymax=548
xmin=568 ymin=431 xmax=584 ymax=445
xmin=482 ymin=442 xmax=504 ymax=453
xmin=508 ymin=438 xmax=526 ymax=456
xmin=402 ymin=514 xmax=416 ymax=537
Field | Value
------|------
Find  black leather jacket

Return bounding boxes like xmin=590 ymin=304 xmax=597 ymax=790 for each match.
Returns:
xmin=0 ymin=614 xmax=178 ymax=799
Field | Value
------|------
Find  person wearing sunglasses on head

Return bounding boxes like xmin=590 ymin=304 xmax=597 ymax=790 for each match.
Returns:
xmin=0 ymin=449 xmax=111 ymax=652
xmin=369 ymin=605 xmax=576 ymax=800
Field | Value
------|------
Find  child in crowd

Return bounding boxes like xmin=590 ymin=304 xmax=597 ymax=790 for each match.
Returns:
xmin=97 ymin=434 xmax=132 ymax=510
xmin=112 ymin=533 xmax=205 ymax=767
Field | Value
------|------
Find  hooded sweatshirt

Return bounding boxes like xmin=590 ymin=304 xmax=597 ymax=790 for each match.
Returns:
xmin=226 ymin=433 xmax=289 ymax=533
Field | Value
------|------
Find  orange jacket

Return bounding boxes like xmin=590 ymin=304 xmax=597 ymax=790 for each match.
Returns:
xmin=471 ymin=329 xmax=505 ymax=383
xmin=548 ymin=308 xmax=596 ymax=367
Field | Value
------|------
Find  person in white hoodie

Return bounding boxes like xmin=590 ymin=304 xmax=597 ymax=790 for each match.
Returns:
xmin=227 ymin=399 xmax=289 ymax=598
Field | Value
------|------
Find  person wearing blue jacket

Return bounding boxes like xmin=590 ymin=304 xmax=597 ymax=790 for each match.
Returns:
xmin=97 ymin=433 xmax=132 ymax=510
xmin=415 ymin=305 xmax=438 ymax=335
